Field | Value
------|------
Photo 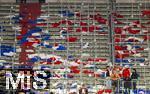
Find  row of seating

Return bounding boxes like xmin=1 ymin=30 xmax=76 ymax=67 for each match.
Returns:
xmin=0 ymin=2 xmax=110 ymax=93
xmin=0 ymin=1 xmax=149 ymax=93
xmin=114 ymin=2 xmax=150 ymax=88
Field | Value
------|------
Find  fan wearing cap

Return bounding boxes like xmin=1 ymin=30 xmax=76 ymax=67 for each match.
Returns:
xmin=122 ymin=65 xmax=131 ymax=93
xmin=122 ymin=65 xmax=131 ymax=79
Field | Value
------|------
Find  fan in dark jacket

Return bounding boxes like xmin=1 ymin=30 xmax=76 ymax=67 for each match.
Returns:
xmin=131 ymin=68 xmax=140 ymax=90
xmin=79 ymin=84 xmax=88 ymax=94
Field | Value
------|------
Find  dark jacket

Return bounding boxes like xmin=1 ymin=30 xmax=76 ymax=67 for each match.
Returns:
xmin=79 ymin=88 xmax=88 ymax=94
xmin=131 ymin=72 xmax=139 ymax=79
xmin=106 ymin=69 xmax=110 ymax=77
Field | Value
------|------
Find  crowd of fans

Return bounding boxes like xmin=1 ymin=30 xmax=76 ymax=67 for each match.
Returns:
xmin=105 ymin=64 xmax=140 ymax=93
xmin=45 ymin=64 xmax=140 ymax=94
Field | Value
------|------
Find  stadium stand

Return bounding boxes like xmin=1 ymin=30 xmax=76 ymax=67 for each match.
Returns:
xmin=0 ymin=0 xmax=149 ymax=94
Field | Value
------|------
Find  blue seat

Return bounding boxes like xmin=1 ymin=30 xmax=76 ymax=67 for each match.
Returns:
xmin=59 ymin=10 xmax=74 ymax=17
